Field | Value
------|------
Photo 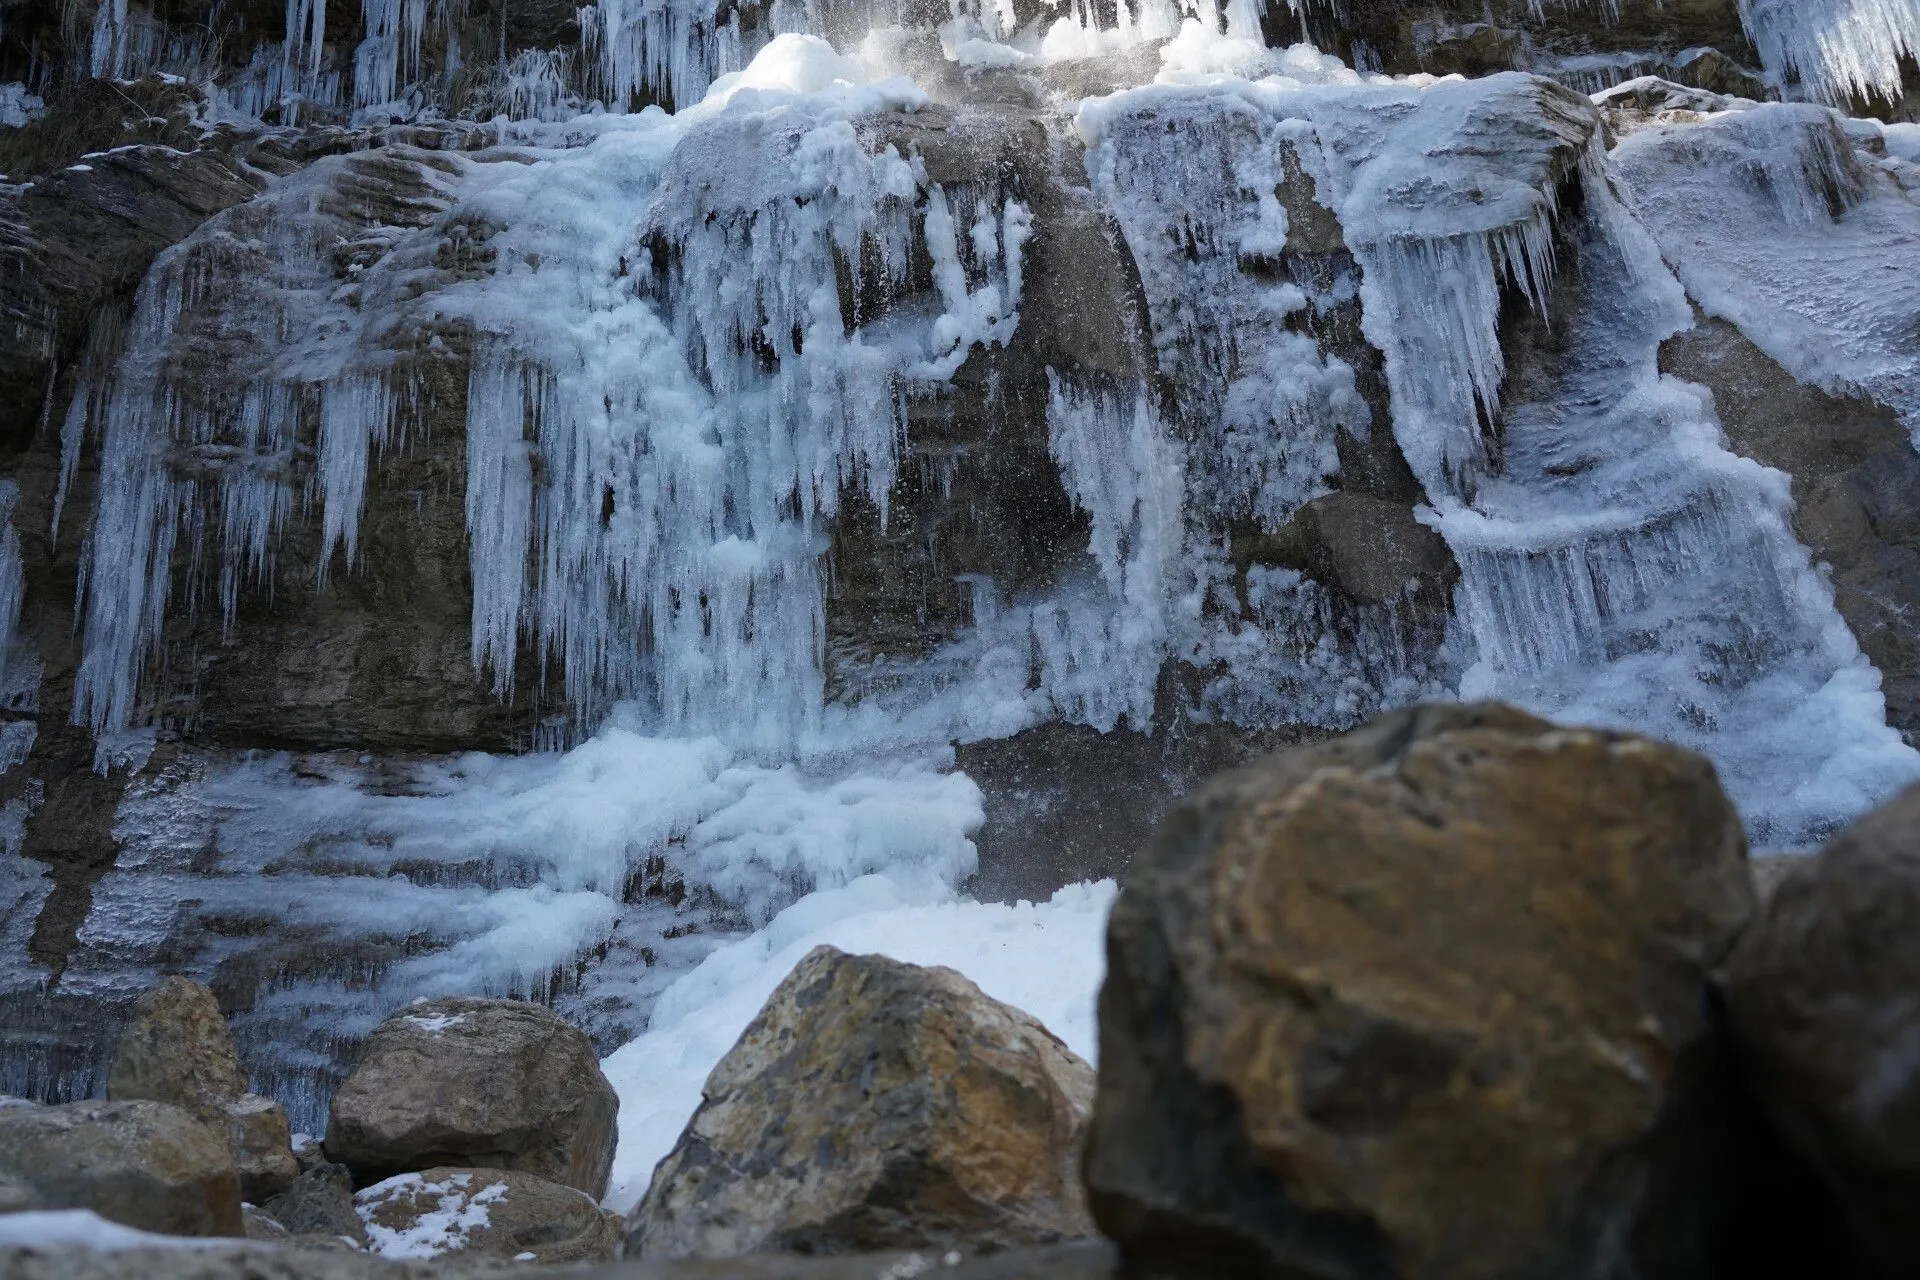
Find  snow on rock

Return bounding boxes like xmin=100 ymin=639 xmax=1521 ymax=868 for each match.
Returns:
xmin=600 ymin=877 xmax=1116 ymax=1213
xmin=0 ymin=1211 xmax=226 ymax=1251
xmin=1614 ymin=100 xmax=1920 ymax=438
xmin=356 ymin=1171 xmax=508 ymax=1258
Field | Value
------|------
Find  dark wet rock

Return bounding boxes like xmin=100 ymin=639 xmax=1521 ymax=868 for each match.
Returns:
xmin=0 ymin=1098 xmax=244 ymax=1235
xmin=324 ymin=997 xmax=619 ymax=1198
xmin=629 ymin=947 xmax=1097 ymax=1259
xmin=263 ymin=1162 xmax=371 ymax=1249
xmin=1085 ymin=701 xmax=1756 ymax=1280
xmin=1727 ymin=784 xmax=1920 ymax=1278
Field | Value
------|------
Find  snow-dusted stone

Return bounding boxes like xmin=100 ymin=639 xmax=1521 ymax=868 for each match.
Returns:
xmin=324 ymin=997 xmax=618 ymax=1197
xmin=354 ymin=1167 xmax=623 ymax=1263
xmin=1727 ymin=784 xmax=1920 ymax=1276
xmin=0 ymin=1099 xmax=243 ymax=1236
xmin=107 ymin=976 xmax=300 ymax=1203
xmin=629 ymin=946 xmax=1097 ymax=1259
xmin=1085 ymin=702 xmax=1757 ymax=1280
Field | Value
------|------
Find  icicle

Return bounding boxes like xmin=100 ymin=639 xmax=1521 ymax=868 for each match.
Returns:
xmin=1739 ymin=0 xmax=1920 ymax=106
xmin=316 ymin=375 xmax=394 ymax=578
xmin=0 ymin=483 xmax=24 ymax=694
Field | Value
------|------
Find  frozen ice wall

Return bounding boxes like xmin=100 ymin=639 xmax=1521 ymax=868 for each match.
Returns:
xmin=1739 ymin=0 xmax=1920 ymax=107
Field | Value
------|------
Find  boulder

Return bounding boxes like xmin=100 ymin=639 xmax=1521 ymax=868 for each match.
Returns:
xmin=264 ymin=1163 xmax=371 ymax=1250
xmin=354 ymin=1167 xmax=623 ymax=1263
xmin=0 ymin=1099 xmax=244 ymax=1236
xmin=106 ymin=976 xmax=249 ymax=1112
xmin=107 ymin=976 xmax=300 ymax=1202
xmin=1726 ymin=784 xmax=1920 ymax=1277
xmin=241 ymin=1204 xmax=292 ymax=1241
xmin=629 ymin=946 xmax=1097 ymax=1259
xmin=324 ymin=997 xmax=619 ymax=1197
xmin=1083 ymin=702 xmax=1757 ymax=1280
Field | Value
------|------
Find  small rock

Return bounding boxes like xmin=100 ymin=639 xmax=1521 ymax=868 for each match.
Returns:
xmin=107 ymin=975 xmax=299 ymax=1202
xmin=1084 ymin=702 xmax=1757 ymax=1280
xmin=1727 ymin=783 xmax=1920 ymax=1277
xmin=0 ymin=1099 xmax=244 ymax=1235
xmin=354 ymin=1166 xmax=623 ymax=1263
xmin=242 ymin=1203 xmax=292 ymax=1241
xmin=324 ymin=997 xmax=619 ymax=1197
xmin=630 ymin=946 xmax=1097 ymax=1259
xmin=265 ymin=1162 xmax=371 ymax=1250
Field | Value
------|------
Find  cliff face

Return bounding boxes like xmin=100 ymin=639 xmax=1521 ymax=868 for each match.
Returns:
xmin=2 ymin=0 xmax=1917 ymax=1128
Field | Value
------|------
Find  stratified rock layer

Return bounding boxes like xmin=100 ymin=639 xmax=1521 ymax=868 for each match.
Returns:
xmin=630 ymin=946 xmax=1098 ymax=1259
xmin=1084 ymin=701 xmax=1757 ymax=1280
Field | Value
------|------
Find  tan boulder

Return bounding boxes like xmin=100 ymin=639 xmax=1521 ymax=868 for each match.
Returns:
xmin=107 ymin=975 xmax=300 ymax=1203
xmin=353 ymin=1167 xmax=623 ymax=1263
xmin=1726 ymin=784 xmax=1920 ymax=1277
xmin=629 ymin=946 xmax=1097 ymax=1260
xmin=1084 ymin=702 xmax=1757 ymax=1280
xmin=0 ymin=1099 xmax=244 ymax=1236
xmin=324 ymin=997 xmax=618 ymax=1197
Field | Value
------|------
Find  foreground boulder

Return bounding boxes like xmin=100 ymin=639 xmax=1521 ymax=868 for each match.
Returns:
xmin=1084 ymin=702 xmax=1756 ymax=1280
xmin=0 ymin=1100 xmax=243 ymax=1235
xmin=107 ymin=976 xmax=300 ymax=1202
xmin=1726 ymin=784 xmax=1920 ymax=1277
xmin=324 ymin=997 xmax=619 ymax=1197
xmin=630 ymin=947 xmax=1098 ymax=1259
xmin=354 ymin=1167 xmax=623 ymax=1263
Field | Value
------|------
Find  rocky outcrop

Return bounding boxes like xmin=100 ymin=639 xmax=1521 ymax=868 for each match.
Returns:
xmin=1726 ymin=784 xmax=1920 ymax=1277
xmin=106 ymin=976 xmax=300 ymax=1203
xmin=324 ymin=997 xmax=619 ymax=1197
xmin=355 ymin=1167 xmax=624 ymax=1263
xmin=0 ymin=1099 xmax=244 ymax=1235
xmin=1084 ymin=702 xmax=1757 ymax=1280
xmin=263 ymin=1163 xmax=371 ymax=1249
xmin=630 ymin=946 xmax=1098 ymax=1260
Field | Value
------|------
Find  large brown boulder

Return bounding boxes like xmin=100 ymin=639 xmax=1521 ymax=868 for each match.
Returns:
xmin=354 ymin=1167 xmax=624 ymax=1263
xmin=1083 ymin=702 xmax=1757 ymax=1280
xmin=629 ymin=947 xmax=1098 ymax=1259
xmin=323 ymin=997 xmax=619 ymax=1197
xmin=0 ymin=1099 xmax=244 ymax=1235
xmin=1725 ymin=784 xmax=1920 ymax=1277
xmin=107 ymin=975 xmax=300 ymax=1202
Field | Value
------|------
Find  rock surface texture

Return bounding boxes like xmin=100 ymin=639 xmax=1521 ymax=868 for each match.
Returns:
xmin=263 ymin=1163 xmax=370 ymax=1249
xmin=1727 ymin=784 xmax=1920 ymax=1278
xmin=1084 ymin=702 xmax=1758 ymax=1280
xmin=0 ymin=1099 xmax=243 ymax=1236
xmin=323 ymin=997 xmax=619 ymax=1197
xmin=354 ymin=1166 xmax=624 ymax=1263
xmin=630 ymin=946 xmax=1098 ymax=1259
xmin=106 ymin=976 xmax=299 ymax=1202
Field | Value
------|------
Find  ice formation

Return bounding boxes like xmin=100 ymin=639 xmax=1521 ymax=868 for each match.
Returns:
xmin=1739 ymin=0 xmax=1920 ymax=107
xmin=28 ymin=0 xmax=1920 ymax=1164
